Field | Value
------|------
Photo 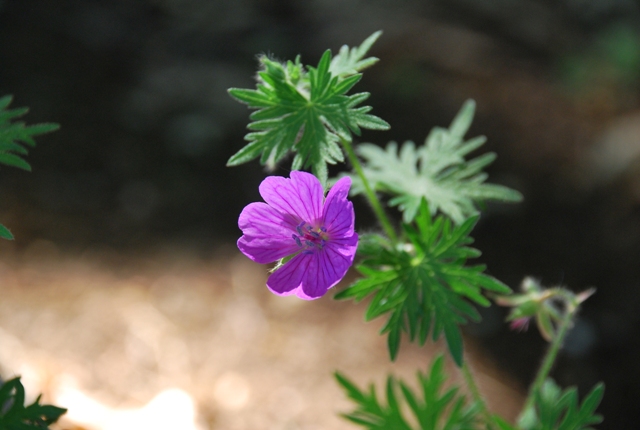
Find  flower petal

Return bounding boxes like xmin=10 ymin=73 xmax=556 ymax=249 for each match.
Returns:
xmin=237 ymin=202 xmax=300 ymax=263
xmin=322 ymin=176 xmax=355 ymax=238
xmin=266 ymin=253 xmax=309 ymax=296
xmin=298 ymin=236 xmax=358 ymax=299
xmin=259 ymin=171 xmax=324 ymax=224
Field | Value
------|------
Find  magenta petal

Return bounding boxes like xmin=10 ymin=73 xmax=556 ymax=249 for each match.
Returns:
xmin=259 ymin=171 xmax=324 ymax=223
xmin=237 ymin=202 xmax=300 ymax=263
xmin=325 ymin=234 xmax=359 ymax=261
xmin=266 ymin=253 xmax=309 ymax=296
xmin=323 ymin=176 xmax=355 ymax=237
xmin=298 ymin=239 xmax=357 ymax=299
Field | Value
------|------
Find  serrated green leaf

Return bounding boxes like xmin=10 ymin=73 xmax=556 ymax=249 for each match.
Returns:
xmin=449 ymin=99 xmax=475 ymax=138
xmin=0 ymin=153 xmax=31 ymax=171
xmin=329 ymin=31 xmax=383 ymax=78
xmin=348 ymin=99 xmax=522 ymax=224
xmin=228 ymin=36 xmax=388 ymax=176
xmin=21 ymin=123 xmax=59 ymax=141
xmin=228 ymin=88 xmax=275 ymax=107
xmin=0 ymin=224 xmax=14 ymax=240
xmin=0 ymin=95 xmax=13 ymax=110
xmin=521 ymin=379 xmax=605 ymax=430
xmin=338 ymin=199 xmax=511 ymax=364
xmin=441 ymin=323 xmax=463 ymax=367
xmin=336 ymin=355 xmax=480 ymax=429
xmin=385 ymin=311 xmax=403 ymax=361
xmin=0 ymin=96 xmax=57 ymax=242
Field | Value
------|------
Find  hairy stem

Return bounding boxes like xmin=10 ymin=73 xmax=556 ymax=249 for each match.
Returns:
xmin=340 ymin=137 xmax=398 ymax=243
xmin=461 ymin=361 xmax=496 ymax=430
xmin=518 ymin=298 xmax=577 ymax=423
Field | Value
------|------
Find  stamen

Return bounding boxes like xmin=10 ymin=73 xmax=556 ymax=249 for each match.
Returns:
xmin=320 ymin=226 xmax=327 ymax=233
xmin=309 ymin=231 xmax=320 ymax=238
xmin=292 ymin=234 xmax=303 ymax=247
xmin=304 ymin=240 xmax=315 ymax=248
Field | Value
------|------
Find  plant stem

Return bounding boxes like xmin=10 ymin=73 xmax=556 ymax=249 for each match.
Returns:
xmin=340 ymin=137 xmax=398 ymax=243
xmin=461 ymin=361 xmax=496 ymax=430
xmin=518 ymin=301 xmax=577 ymax=423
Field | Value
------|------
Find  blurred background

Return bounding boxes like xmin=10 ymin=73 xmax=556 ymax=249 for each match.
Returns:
xmin=1 ymin=0 xmax=640 ymax=428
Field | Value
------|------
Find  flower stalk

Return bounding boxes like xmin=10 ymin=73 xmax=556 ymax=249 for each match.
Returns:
xmin=517 ymin=288 xmax=584 ymax=426
xmin=461 ymin=361 xmax=496 ymax=430
xmin=340 ymin=137 xmax=398 ymax=244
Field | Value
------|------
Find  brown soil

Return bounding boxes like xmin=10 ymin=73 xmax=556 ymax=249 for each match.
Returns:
xmin=0 ymin=240 xmax=523 ymax=429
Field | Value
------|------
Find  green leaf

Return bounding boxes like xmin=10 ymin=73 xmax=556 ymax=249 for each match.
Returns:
xmin=0 ymin=153 xmax=31 ymax=171
xmin=493 ymin=415 xmax=519 ymax=430
xmin=0 ymin=224 xmax=14 ymax=240
xmin=0 ymin=377 xmax=66 ymax=429
xmin=227 ymin=35 xmax=389 ymax=185
xmin=329 ymin=31 xmax=383 ymax=78
xmin=347 ymin=99 xmax=522 ymax=224
xmin=336 ymin=355 xmax=481 ymax=429
xmin=336 ymin=199 xmax=510 ymax=365
xmin=0 ymin=95 xmax=58 ymax=241
xmin=519 ymin=379 xmax=605 ymax=430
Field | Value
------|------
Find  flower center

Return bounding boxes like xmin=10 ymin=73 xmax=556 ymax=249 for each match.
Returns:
xmin=292 ymin=221 xmax=328 ymax=254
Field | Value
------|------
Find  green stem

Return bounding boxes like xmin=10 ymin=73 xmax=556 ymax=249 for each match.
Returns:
xmin=518 ymin=301 xmax=577 ymax=424
xmin=461 ymin=361 xmax=496 ymax=430
xmin=340 ymin=137 xmax=398 ymax=244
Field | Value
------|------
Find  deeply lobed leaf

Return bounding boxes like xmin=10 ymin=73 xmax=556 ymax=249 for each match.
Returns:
xmin=346 ymin=99 xmax=522 ymax=223
xmin=227 ymin=33 xmax=389 ymax=186
xmin=336 ymin=199 xmax=510 ymax=365
xmin=0 ymin=95 xmax=58 ymax=241
xmin=329 ymin=31 xmax=383 ymax=78
xmin=0 ymin=96 xmax=59 ymax=173
xmin=518 ymin=379 xmax=605 ymax=430
xmin=336 ymin=355 xmax=480 ymax=429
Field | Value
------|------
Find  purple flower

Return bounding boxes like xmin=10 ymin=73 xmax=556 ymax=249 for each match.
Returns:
xmin=237 ymin=171 xmax=358 ymax=300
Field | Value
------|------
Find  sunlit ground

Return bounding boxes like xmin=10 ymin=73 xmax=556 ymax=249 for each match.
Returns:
xmin=0 ymin=239 xmax=523 ymax=429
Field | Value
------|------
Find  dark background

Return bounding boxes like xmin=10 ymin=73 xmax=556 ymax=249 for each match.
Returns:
xmin=1 ymin=0 xmax=640 ymax=428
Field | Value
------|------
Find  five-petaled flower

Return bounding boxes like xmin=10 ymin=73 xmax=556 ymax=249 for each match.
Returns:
xmin=237 ymin=171 xmax=358 ymax=299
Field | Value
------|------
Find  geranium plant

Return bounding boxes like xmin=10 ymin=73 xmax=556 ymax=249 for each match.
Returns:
xmin=230 ymin=32 xmax=604 ymax=429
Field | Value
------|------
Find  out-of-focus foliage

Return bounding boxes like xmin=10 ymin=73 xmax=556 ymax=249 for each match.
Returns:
xmin=559 ymin=24 xmax=640 ymax=96
xmin=336 ymin=355 xmax=480 ymax=429
xmin=0 ymin=377 xmax=66 ymax=429
xmin=514 ymin=379 xmax=604 ymax=430
xmin=0 ymin=95 xmax=59 ymax=240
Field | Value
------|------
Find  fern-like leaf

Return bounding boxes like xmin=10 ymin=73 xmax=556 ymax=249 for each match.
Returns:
xmin=348 ymin=99 xmax=522 ymax=223
xmin=329 ymin=31 xmax=382 ymax=78
xmin=518 ymin=379 xmax=604 ymax=430
xmin=227 ymin=33 xmax=389 ymax=186
xmin=336 ymin=355 xmax=480 ymax=429
xmin=0 ymin=95 xmax=59 ymax=172
xmin=335 ymin=199 xmax=510 ymax=365
xmin=0 ymin=95 xmax=59 ymax=240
